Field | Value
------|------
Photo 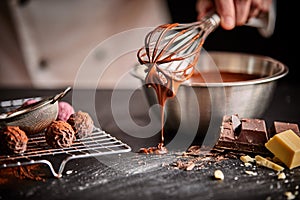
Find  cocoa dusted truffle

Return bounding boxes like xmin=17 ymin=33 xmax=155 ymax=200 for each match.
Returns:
xmin=67 ymin=111 xmax=94 ymax=138
xmin=0 ymin=126 xmax=28 ymax=154
xmin=57 ymin=101 xmax=75 ymax=121
xmin=45 ymin=120 xmax=75 ymax=148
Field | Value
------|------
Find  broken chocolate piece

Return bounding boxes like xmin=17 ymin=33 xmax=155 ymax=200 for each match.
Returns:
xmin=214 ymin=115 xmax=269 ymax=155
xmin=265 ymin=129 xmax=300 ymax=169
xmin=238 ymin=118 xmax=268 ymax=145
xmin=138 ymin=142 xmax=168 ymax=155
xmin=255 ymin=155 xmax=285 ymax=172
xmin=219 ymin=115 xmax=236 ymax=141
xmin=269 ymin=121 xmax=300 ymax=138
xmin=231 ymin=114 xmax=241 ymax=133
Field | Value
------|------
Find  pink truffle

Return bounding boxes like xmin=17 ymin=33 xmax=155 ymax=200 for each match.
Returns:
xmin=22 ymin=99 xmax=37 ymax=107
xmin=57 ymin=101 xmax=75 ymax=121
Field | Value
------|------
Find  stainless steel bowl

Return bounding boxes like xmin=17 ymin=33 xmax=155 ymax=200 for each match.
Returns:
xmin=131 ymin=51 xmax=288 ymax=147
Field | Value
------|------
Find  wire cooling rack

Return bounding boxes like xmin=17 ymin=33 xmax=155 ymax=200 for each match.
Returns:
xmin=0 ymin=97 xmax=131 ymax=178
xmin=0 ymin=127 xmax=131 ymax=178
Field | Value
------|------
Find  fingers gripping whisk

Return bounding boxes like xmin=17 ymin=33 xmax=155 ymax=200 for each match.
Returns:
xmin=137 ymin=14 xmax=220 ymax=83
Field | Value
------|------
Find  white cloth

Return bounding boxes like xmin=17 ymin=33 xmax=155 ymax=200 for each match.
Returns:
xmin=0 ymin=0 xmax=171 ymax=89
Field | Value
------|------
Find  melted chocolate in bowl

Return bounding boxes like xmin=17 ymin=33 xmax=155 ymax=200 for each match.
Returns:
xmin=186 ymin=71 xmax=264 ymax=83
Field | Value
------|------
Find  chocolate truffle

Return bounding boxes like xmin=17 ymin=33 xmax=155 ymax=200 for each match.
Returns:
xmin=57 ymin=101 xmax=75 ymax=121
xmin=0 ymin=126 xmax=28 ymax=154
xmin=45 ymin=120 xmax=75 ymax=148
xmin=67 ymin=111 xmax=94 ymax=138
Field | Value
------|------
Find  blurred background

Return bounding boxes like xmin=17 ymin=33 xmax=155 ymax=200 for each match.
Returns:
xmin=0 ymin=0 xmax=295 ymax=89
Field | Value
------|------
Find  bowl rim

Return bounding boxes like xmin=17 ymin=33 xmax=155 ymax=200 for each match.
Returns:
xmin=131 ymin=51 xmax=289 ymax=87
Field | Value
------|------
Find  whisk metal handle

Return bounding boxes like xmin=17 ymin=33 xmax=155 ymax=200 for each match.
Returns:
xmin=209 ymin=13 xmax=221 ymax=28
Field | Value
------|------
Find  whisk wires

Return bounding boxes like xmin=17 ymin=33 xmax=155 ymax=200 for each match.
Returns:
xmin=137 ymin=14 xmax=220 ymax=82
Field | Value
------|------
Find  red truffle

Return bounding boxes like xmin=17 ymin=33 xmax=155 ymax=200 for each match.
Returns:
xmin=57 ymin=101 xmax=75 ymax=121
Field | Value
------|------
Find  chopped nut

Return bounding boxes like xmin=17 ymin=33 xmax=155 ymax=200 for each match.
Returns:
xmin=245 ymin=170 xmax=258 ymax=176
xmin=284 ymin=191 xmax=296 ymax=200
xmin=265 ymin=196 xmax=271 ymax=200
xmin=66 ymin=170 xmax=73 ymax=175
xmin=244 ymin=162 xmax=252 ymax=167
xmin=214 ymin=169 xmax=224 ymax=180
xmin=255 ymin=155 xmax=284 ymax=172
xmin=240 ymin=155 xmax=255 ymax=163
xmin=185 ymin=163 xmax=195 ymax=171
xmin=278 ymin=172 xmax=286 ymax=180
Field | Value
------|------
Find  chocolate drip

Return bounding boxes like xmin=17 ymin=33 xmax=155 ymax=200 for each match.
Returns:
xmin=137 ymin=21 xmax=207 ymax=154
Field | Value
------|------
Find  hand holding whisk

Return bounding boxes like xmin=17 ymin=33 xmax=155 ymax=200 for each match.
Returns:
xmin=137 ymin=7 xmax=274 ymax=85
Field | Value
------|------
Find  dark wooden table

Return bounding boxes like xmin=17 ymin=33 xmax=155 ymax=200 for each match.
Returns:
xmin=0 ymin=79 xmax=300 ymax=200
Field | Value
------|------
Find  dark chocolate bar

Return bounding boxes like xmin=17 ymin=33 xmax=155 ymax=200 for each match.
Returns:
xmin=214 ymin=115 xmax=269 ymax=155
xmin=269 ymin=121 xmax=300 ymax=138
xmin=238 ymin=118 xmax=269 ymax=145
